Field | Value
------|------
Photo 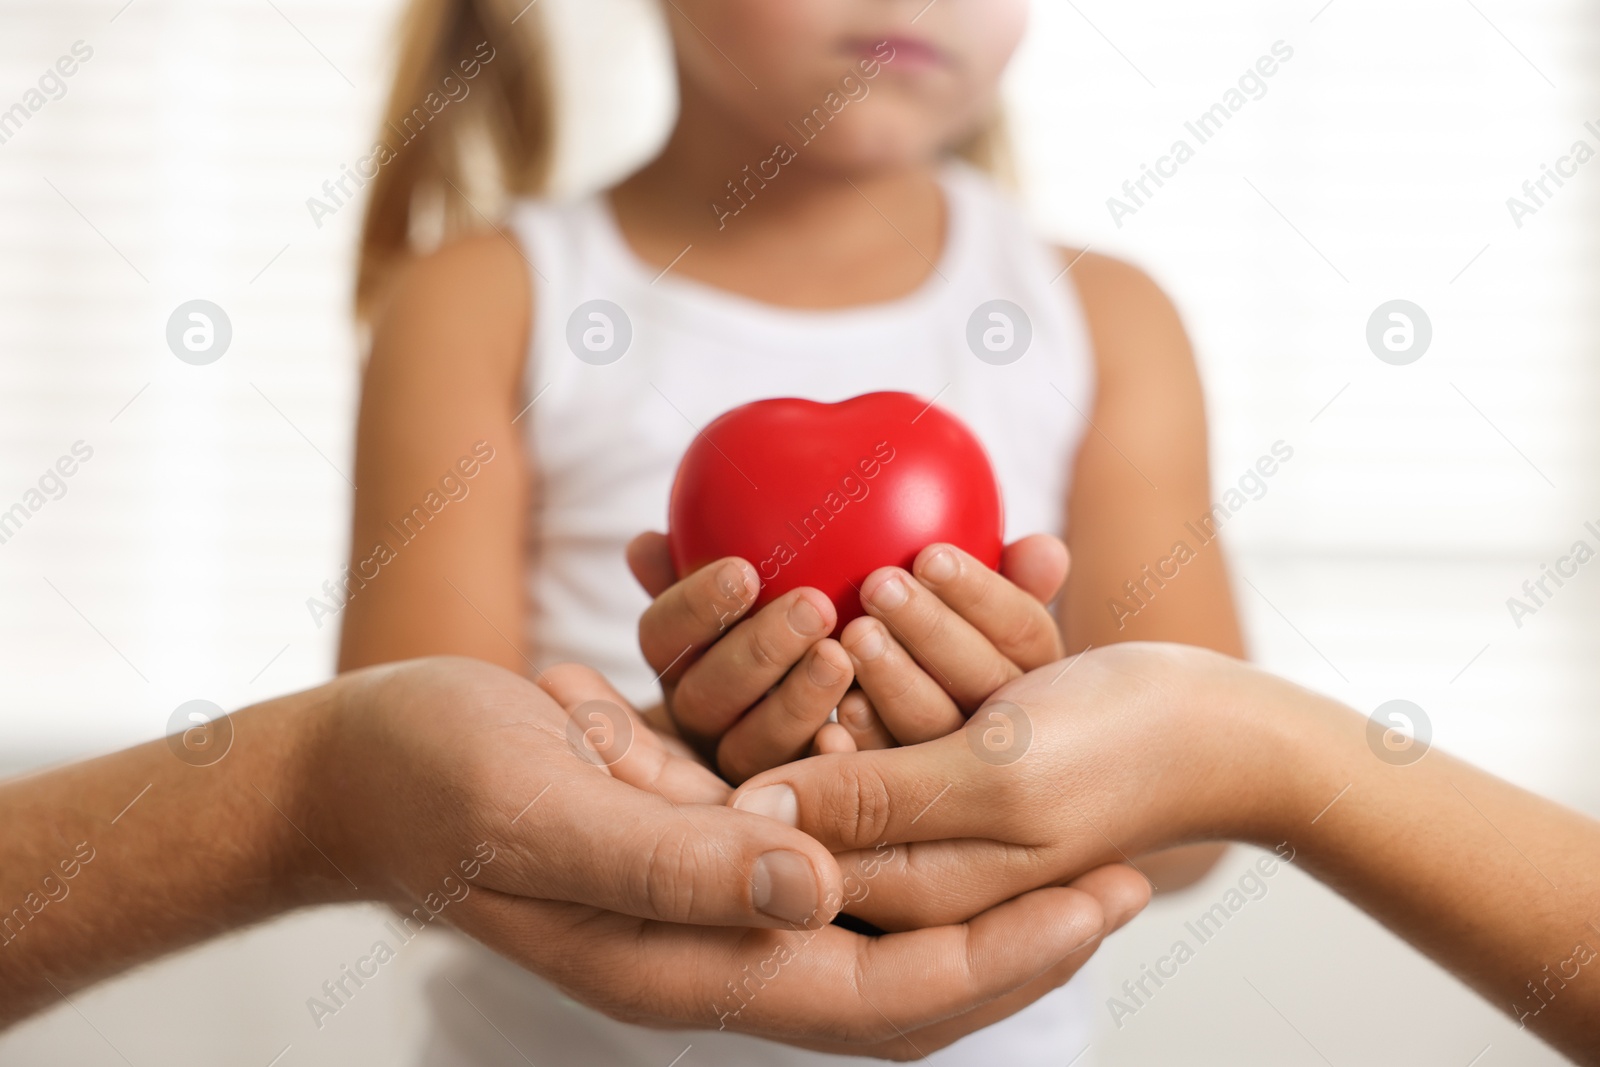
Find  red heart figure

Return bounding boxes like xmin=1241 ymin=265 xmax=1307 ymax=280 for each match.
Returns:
xmin=667 ymin=391 xmax=1005 ymax=634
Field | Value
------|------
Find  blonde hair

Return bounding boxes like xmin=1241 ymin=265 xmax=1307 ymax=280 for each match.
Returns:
xmin=956 ymin=109 xmax=1014 ymax=186
xmin=356 ymin=0 xmax=1009 ymax=321
xmin=356 ymin=0 xmax=555 ymax=321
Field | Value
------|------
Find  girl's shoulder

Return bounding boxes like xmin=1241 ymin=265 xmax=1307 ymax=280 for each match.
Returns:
xmin=367 ymin=231 xmax=532 ymax=389
xmin=1056 ymin=248 xmax=1197 ymax=388
xmin=376 ymin=231 xmax=532 ymax=327
xmin=947 ymin=162 xmax=1194 ymax=383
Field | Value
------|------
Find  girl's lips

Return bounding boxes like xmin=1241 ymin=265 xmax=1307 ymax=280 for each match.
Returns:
xmin=850 ymin=36 xmax=952 ymax=73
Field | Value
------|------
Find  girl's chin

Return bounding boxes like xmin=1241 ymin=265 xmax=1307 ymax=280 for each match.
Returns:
xmin=807 ymin=127 xmax=948 ymax=175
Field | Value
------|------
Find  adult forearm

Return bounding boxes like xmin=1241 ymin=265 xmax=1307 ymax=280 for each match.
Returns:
xmin=1249 ymin=675 xmax=1600 ymax=1059
xmin=0 ymin=689 xmax=340 ymax=1027
xmin=735 ymin=644 xmax=1600 ymax=1057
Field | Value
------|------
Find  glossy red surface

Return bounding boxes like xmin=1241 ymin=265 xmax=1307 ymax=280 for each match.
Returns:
xmin=668 ymin=392 xmax=1004 ymax=634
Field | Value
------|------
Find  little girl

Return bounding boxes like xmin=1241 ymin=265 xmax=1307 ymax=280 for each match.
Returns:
xmin=338 ymin=0 xmax=1243 ymax=1062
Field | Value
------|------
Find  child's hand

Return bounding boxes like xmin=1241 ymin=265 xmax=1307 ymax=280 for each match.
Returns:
xmin=819 ymin=535 xmax=1069 ymax=753
xmin=629 ymin=531 xmax=1067 ymax=780
xmin=628 ymin=533 xmax=854 ymax=784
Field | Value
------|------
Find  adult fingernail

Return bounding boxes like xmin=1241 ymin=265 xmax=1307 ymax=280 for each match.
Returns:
xmin=808 ymin=650 xmax=843 ymax=686
xmin=752 ymin=850 xmax=819 ymax=925
xmin=869 ymin=573 xmax=908 ymax=610
xmin=850 ymin=625 xmax=886 ymax=662
xmin=789 ymin=597 xmax=825 ymax=636
xmin=734 ymin=784 xmax=797 ymax=825
xmin=1067 ymin=918 xmax=1107 ymax=955
xmin=920 ymin=546 xmax=958 ymax=583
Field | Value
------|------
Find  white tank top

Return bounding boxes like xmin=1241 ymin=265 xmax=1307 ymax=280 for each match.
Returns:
xmin=417 ymin=162 xmax=1100 ymax=1065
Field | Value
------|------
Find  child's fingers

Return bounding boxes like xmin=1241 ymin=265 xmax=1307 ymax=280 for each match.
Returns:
xmin=811 ymin=722 xmax=857 ymax=756
xmin=836 ymin=688 xmax=897 ymax=750
xmin=911 ymin=542 xmax=1066 ymax=672
xmin=840 ymin=617 xmax=963 ymax=744
xmin=671 ymin=588 xmax=837 ymax=742
xmin=997 ymin=534 xmax=1072 ymax=607
xmin=625 ymin=531 xmax=678 ymax=599
xmin=858 ymin=567 xmax=1019 ymax=713
xmin=717 ymin=639 xmax=854 ymax=784
xmin=636 ymin=556 xmax=760 ymax=683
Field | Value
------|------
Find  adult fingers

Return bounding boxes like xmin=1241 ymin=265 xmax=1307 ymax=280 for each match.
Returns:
xmin=864 ymin=947 xmax=1094 ymax=1058
xmin=839 ymin=885 xmax=1106 ymax=1039
xmin=730 ymin=734 xmax=1002 ymax=852
xmin=853 ymin=863 xmax=1147 ymax=1058
xmin=537 ymin=663 xmax=728 ymax=805
xmin=625 ymin=530 xmax=678 ymax=599
xmin=671 ymin=587 xmax=836 ymax=740
xmin=1066 ymin=862 xmax=1154 ymax=933
xmin=506 ymin=775 xmax=844 ymax=928
xmin=859 ymin=566 xmax=1020 ymax=712
xmin=911 ymin=540 xmax=1066 ymax=671
xmin=839 ymin=616 xmax=963 ymax=743
xmin=637 ymin=556 xmax=761 ymax=682
xmin=833 ymin=838 xmax=1147 ymax=933
xmin=501 ymin=882 xmax=1106 ymax=1047
xmin=716 ymin=639 xmax=854 ymax=784
xmin=830 ymin=837 xmax=1051 ymax=931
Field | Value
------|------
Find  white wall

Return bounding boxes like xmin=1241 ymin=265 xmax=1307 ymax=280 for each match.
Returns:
xmin=1 ymin=0 xmax=1594 ymax=1063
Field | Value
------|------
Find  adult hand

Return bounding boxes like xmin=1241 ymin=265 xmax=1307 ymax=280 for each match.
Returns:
xmin=0 ymin=656 xmax=1131 ymax=1056
xmin=729 ymin=643 xmax=1274 ymax=931
xmin=307 ymin=658 xmax=1128 ymax=1055
xmin=741 ymin=643 xmax=1600 ymax=1063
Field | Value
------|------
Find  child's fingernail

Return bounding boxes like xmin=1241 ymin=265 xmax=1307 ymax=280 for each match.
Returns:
xmin=851 ymin=625 xmax=886 ymax=661
xmin=840 ymin=699 xmax=872 ymax=731
xmin=808 ymin=651 xmax=843 ymax=686
xmin=752 ymin=849 xmax=818 ymax=925
xmin=789 ymin=597 xmax=825 ymax=636
xmin=719 ymin=561 xmax=757 ymax=601
xmin=920 ymin=546 xmax=958 ymax=583
xmin=734 ymin=784 xmax=798 ymax=825
xmin=868 ymin=574 xmax=908 ymax=611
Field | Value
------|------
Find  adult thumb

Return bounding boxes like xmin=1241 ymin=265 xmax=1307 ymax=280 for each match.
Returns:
xmin=527 ymin=774 xmax=846 ymax=929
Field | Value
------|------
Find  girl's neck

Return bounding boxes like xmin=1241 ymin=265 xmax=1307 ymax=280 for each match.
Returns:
xmin=609 ymin=84 xmax=948 ymax=308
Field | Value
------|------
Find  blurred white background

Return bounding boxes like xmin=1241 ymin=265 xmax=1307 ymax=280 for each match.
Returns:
xmin=2 ymin=0 xmax=1596 ymax=1063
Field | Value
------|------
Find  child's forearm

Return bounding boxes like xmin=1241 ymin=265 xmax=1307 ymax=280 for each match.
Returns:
xmin=1244 ymin=672 xmax=1600 ymax=1057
